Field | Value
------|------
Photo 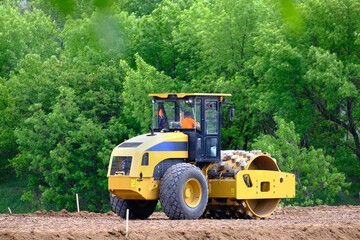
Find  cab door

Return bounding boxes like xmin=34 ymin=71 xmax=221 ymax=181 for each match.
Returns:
xmin=202 ymin=98 xmax=221 ymax=162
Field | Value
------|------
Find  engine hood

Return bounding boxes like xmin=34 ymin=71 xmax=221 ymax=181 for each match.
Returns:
xmin=108 ymin=132 xmax=188 ymax=177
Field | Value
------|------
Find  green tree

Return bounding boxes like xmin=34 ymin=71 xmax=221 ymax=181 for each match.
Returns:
xmin=2 ymin=0 xmax=359 ymax=210
xmin=247 ymin=0 xmax=360 ymax=201
xmin=6 ymin=54 xmax=63 ymax=116
xmin=0 ymin=2 xmax=59 ymax=181
xmin=61 ymin=9 xmax=136 ymax=65
xmin=170 ymin=0 xmax=274 ymax=149
xmin=122 ymin=54 xmax=177 ymax=132
xmin=173 ymin=0 xmax=270 ymax=85
xmin=252 ymin=117 xmax=349 ymax=206
xmin=0 ymin=3 xmax=59 ymax=78
xmin=0 ymin=78 xmax=17 ymax=178
xmin=6 ymin=34 xmax=128 ymax=211
xmin=115 ymin=0 xmax=163 ymax=17
xmin=12 ymin=87 xmax=129 ymax=211
xmin=133 ymin=0 xmax=186 ymax=79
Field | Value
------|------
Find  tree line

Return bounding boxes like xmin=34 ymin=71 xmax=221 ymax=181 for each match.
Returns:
xmin=0 ymin=0 xmax=359 ymax=212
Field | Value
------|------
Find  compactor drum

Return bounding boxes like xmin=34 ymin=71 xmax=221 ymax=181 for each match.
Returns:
xmin=108 ymin=93 xmax=295 ymax=220
xmin=205 ymin=150 xmax=290 ymax=219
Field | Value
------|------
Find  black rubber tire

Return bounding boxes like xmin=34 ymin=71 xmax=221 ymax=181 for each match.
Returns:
xmin=159 ymin=163 xmax=208 ymax=220
xmin=110 ymin=194 xmax=158 ymax=220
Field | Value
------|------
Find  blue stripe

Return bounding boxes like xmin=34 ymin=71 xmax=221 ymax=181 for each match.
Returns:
xmin=146 ymin=142 xmax=188 ymax=152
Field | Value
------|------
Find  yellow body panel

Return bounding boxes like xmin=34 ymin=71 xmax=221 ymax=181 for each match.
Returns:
xmin=107 ymin=132 xmax=188 ymax=178
xmin=236 ymin=170 xmax=295 ymax=199
xmin=108 ymin=132 xmax=188 ymax=200
xmin=109 ymin=176 xmax=160 ymax=200
xmin=207 ymin=170 xmax=295 ymax=199
xmin=208 ymin=179 xmax=236 ymax=198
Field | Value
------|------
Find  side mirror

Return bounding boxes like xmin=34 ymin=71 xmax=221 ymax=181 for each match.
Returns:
xmin=229 ymin=107 xmax=235 ymax=121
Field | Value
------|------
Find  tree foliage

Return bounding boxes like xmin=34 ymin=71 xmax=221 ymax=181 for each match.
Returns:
xmin=1 ymin=0 xmax=359 ymax=211
xmin=13 ymin=88 xmax=114 ymax=211
xmin=122 ymin=54 xmax=177 ymax=132
xmin=0 ymin=3 xmax=59 ymax=78
xmin=0 ymin=78 xmax=17 ymax=175
xmin=252 ymin=117 xmax=349 ymax=206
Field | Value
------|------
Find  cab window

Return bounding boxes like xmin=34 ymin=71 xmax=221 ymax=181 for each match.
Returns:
xmin=152 ymin=98 xmax=200 ymax=130
xmin=205 ymin=101 xmax=217 ymax=134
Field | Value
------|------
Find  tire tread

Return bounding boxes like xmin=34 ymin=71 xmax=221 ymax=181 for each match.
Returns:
xmin=110 ymin=194 xmax=157 ymax=220
xmin=159 ymin=163 xmax=208 ymax=220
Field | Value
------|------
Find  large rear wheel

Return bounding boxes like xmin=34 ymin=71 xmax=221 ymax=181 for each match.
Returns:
xmin=110 ymin=194 xmax=157 ymax=220
xmin=159 ymin=163 xmax=208 ymax=220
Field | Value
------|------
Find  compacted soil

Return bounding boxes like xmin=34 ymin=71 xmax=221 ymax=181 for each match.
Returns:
xmin=0 ymin=205 xmax=360 ymax=240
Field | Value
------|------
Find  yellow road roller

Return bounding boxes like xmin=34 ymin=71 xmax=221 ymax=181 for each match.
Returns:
xmin=108 ymin=93 xmax=295 ymax=220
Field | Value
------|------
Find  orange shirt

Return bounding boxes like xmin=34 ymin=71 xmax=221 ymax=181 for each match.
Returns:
xmin=159 ymin=109 xmax=164 ymax=118
xmin=180 ymin=117 xmax=197 ymax=129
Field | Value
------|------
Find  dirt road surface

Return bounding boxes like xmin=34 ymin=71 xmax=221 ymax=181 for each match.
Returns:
xmin=1 ymin=205 xmax=360 ymax=240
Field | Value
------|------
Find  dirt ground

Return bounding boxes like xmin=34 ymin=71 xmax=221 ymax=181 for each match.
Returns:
xmin=0 ymin=205 xmax=360 ymax=240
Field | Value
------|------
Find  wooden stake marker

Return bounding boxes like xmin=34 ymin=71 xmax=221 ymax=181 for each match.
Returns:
xmin=76 ymin=193 xmax=80 ymax=212
xmin=126 ymin=209 xmax=129 ymax=237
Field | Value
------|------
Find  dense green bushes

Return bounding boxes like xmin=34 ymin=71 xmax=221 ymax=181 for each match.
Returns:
xmin=0 ymin=0 xmax=359 ymax=212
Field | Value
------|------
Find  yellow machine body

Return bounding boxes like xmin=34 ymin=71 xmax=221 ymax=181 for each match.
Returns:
xmin=108 ymin=93 xmax=295 ymax=219
xmin=207 ymin=170 xmax=295 ymax=199
xmin=201 ymin=151 xmax=295 ymax=219
xmin=108 ymin=132 xmax=188 ymax=200
xmin=108 ymin=132 xmax=295 ymax=202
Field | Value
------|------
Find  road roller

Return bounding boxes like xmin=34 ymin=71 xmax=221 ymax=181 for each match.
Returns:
xmin=108 ymin=93 xmax=295 ymax=220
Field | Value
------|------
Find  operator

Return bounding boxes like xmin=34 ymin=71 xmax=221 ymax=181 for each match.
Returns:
xmin=159 ymin=108 xmax=169 ymax=130
xmin=180 ymin=112 xmax=198 ymax=129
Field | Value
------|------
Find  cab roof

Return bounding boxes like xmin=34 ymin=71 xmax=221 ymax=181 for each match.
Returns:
xmin=148 ymin=93 xmax=232 ymax=98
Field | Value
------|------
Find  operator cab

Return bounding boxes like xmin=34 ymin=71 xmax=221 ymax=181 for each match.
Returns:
xmin=149 ymin=93 xmax=231 ymax=163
